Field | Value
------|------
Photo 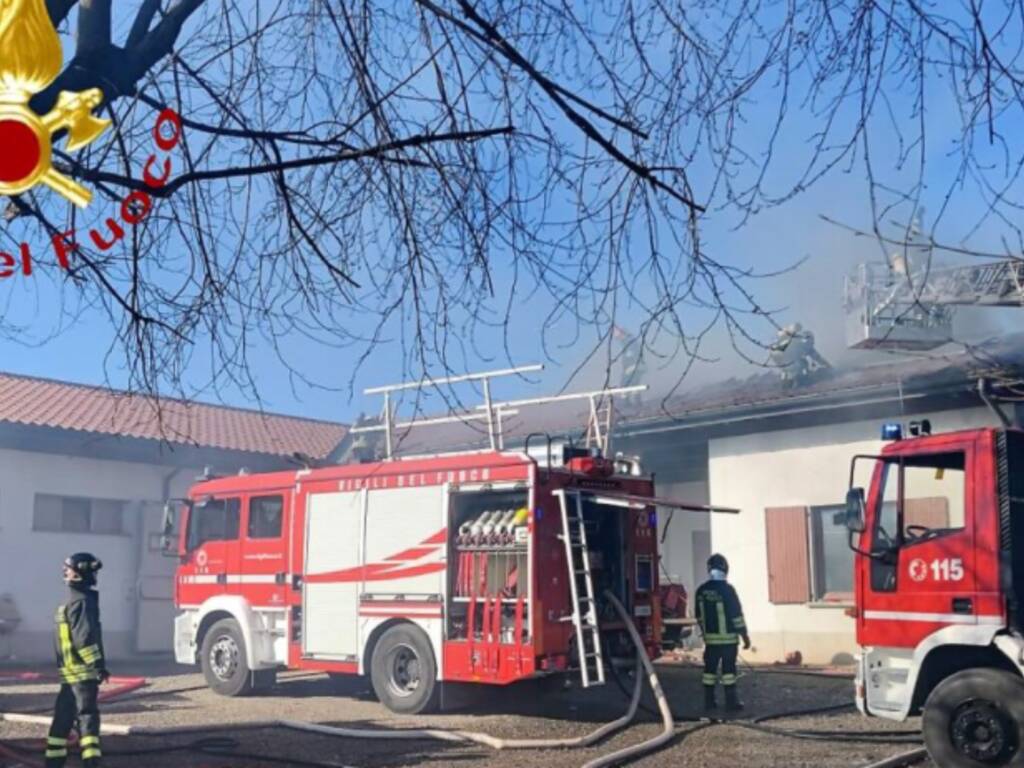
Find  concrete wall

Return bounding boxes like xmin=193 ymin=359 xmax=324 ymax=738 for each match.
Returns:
xmin=707 ymin=406 xmax=998 ymax=665
xmin=0 ymin=449 xmax=196 ymax=662
xmin=656 ymin=480 xmax=710 ymax=597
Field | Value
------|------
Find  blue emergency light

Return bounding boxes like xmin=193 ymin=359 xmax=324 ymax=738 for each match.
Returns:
xmin=882 ymin=422 xmax=903 ymax=441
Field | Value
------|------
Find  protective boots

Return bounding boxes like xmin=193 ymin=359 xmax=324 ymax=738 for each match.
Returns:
xmin=703 ymin=685 xmax=717 ymax=711
xmin=724 ymin=685 xmax=744 ymax=712
xmin=44 ymin=735 xmax=67 ymax=768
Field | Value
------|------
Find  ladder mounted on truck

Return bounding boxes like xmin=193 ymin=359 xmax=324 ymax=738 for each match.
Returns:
xmin=555 ymin=489 xmax=605 ymax=688
xmin=842 ymin=214 xmax=1024 ymax=350
xmin=350 ymin=363 xmax=646 ymax=459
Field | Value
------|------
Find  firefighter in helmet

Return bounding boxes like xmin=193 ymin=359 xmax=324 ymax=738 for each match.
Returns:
xmin=695 ymin=553 xmax=750 ymax=712
xmin=46 ymin=553 xmax=108 ymax=768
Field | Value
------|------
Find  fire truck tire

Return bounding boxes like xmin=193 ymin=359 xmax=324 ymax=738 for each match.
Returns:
xmin=369 ymin=624 xmax=439 ymax=714
xmin=200 ymin=618 xmax=254 ymax=697
xmin=923 ymin=667 xmax=1024 ymax=767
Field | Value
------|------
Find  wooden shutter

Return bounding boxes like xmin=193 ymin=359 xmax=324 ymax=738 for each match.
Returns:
xmin=904 ymin=497 xmax=950 ymax=531
xmin=765 ymin=506 xmax=810 ymax=604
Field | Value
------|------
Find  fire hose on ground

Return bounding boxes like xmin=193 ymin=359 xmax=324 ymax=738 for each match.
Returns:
xmin=0 ymin=592 xmax=673 ymax=768
xmin=0 ymin=598 xmax=925 ymax=768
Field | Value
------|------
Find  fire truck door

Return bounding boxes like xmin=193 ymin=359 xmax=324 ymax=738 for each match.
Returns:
xmin=861 ymin=448 xmax=977 ymax=643
xmin=302 ymin=490 xmax=364 ymax=659
xmin=239 ymin=493 xmax=288 ymax=608
xmin=859 ymin=447 xmax=979 ymax=711
xmin=179 ymin=496 xmax=241 ymax=604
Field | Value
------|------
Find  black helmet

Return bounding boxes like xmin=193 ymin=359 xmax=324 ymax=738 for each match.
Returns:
xmin=64 ymin=553 xmax=102 ymax=584
xmin=707 ymin=553 xmax=729 ymax=574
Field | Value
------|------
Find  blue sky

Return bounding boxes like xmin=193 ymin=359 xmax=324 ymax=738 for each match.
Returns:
xmin=2 ymin=4 xmax=1022 ymax=426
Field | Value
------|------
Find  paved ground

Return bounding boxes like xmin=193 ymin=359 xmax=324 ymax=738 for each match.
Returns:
xmin=0 ymin=660 xmax=927 ymax=768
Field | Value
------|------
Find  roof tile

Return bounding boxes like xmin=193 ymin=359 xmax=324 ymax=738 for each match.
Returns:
xmin=0 ymin=372 xmax=346 ymax=459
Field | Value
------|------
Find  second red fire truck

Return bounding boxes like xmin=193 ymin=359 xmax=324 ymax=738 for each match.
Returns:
xmin=166 ymin=443 xmax=673 ymax=712
xmin=847 ymin=422 xmax=1024 ymax=767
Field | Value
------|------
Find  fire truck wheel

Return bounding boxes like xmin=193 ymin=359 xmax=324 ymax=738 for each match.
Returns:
xmin=200 ymin=618 xmax=254 ymax=697
xmin=370 ymin=624 xmax=439 ymax=714
xmin=923 ymin=667 xmax=1024 ymax=767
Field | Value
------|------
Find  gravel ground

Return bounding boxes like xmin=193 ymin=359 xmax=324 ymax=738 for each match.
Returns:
xmin=0 ymin=660 xmax=928 ymax=768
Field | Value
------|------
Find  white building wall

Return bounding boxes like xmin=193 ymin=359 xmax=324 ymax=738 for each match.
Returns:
xmin=708 ymin=406 xmax=997 ymax=665
xmin=656 ymin=480 xmax=710 ymax=597
xmin=0 ymin=448 xmax=195 ymax=662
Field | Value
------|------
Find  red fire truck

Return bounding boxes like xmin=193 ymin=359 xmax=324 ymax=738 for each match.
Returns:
xmin=846 ymin=424 xmax=1024 ymax=767
xmin=165 ymin=442 xmax=680 ymax=713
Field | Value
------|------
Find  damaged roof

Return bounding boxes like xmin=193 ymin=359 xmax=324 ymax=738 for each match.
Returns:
xmin=619 ymin=334 xmax=1024 ymax=433
xmin=335 ymin=335 xmax=1024 ymax=457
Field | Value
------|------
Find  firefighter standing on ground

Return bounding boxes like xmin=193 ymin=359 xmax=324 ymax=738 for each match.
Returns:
xmin=695 ymin=553 xmax=750 ymax=712
xmin=45 ymin=553 xmax=109 ymax=768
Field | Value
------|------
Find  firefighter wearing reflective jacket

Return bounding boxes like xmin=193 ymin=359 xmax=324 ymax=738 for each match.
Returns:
xmin=695 ymin=553 xmax=750 ymax=712
xmin=46 ymin=553 xmax=108 ymax=768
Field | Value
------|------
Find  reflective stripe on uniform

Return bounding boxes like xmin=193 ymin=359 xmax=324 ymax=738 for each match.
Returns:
xmin=721 ymin=674 xmax=737 ymax=686
xmin=79 ymin=644 xmax=102 ymax=664
xmin=46 ymin=737 xmax=68 ymax=746
xmin=82 ymin=747 xmax=102 ymax=759
xmin=80 ymin=736 xmax=100 ymax=748
xmin=703 ymin=633 xmax=738 ymax=646
xmin=45 ymin=748 xmax=68 ymax=758
xmin=701 ymin=673 xmax=718 ymax=685
xmin=56 ymin=605 xmax=98 ymax=683
xmin=716 ymin=602 xmax=728 ymax=638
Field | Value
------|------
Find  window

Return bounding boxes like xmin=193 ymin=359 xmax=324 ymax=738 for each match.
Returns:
xmin=765 ymin=504 xmax=853 ymax=605
xmin=902 ymin=454 xmax=966 ymax=539
xmin=248 ymin=496 xmax=283 ymax=539
xmin=187 ymin=498 xmax=240 ymax=550
xmin=809 ymin=505 xmax=855 ymax=601
xmin=33 ymin=494 xmax=125 ymax=535
xmin=869 ymin=451 xmax=966 ymax=592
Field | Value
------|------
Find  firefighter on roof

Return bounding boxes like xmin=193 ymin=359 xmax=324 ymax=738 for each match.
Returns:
xmin=46 ymin=553 xmax=108 ymax=768
xmin=695 ymin=553 xmax=750 ymax=712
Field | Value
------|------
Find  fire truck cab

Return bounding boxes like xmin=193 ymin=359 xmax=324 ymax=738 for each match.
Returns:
xmin=847 ymin=426 xmax=1024 ymax=767
xmin=164 ymin=444 xmax=665 ymax=714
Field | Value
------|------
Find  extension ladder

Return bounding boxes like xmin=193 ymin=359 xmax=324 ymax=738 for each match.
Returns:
xmin=557 ymin=490 xmax=606 ymax=688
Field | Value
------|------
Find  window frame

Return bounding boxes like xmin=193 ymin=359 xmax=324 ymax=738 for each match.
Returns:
xmin=866 ymin=449 xmax=968 ymax=593
xmin=32 ymin=493 xmax=127 ymax=536
xmin=186 ymin=496 xmax=241 ymax=551
xmin=807 ymin=504 xmax=855 ymax=604
xmin=247 ymin=494 xmax=284 ymax=540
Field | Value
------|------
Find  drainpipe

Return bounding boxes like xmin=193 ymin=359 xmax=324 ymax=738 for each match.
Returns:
xmin=977 ymin=378 xmax=1012 ymax=428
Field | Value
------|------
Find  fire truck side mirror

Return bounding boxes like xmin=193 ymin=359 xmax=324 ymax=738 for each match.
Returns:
xmin=845 ymin=488 xmax=867 ymax=534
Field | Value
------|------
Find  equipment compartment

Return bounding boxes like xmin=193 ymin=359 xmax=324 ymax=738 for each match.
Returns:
xmin=446 ymin=489 xmax=530 ymax=647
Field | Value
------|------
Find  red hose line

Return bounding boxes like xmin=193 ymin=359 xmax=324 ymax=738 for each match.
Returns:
xmin=99 ymin=677 xmax=148 ymax=702
xmin=0 ymin=741 xmax=44 ymax=768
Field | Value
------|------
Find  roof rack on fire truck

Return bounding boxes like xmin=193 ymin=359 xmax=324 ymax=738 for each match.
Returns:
xmin=349 ymin=363 xmax=647 ymax=460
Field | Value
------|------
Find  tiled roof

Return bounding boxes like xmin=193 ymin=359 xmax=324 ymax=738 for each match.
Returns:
xmin=623 ymin=334 xmax=1024 ymax=427
xmin=336 ymin=335 xmax=1024 ymax=457
xmin=0 ymin=372 xmax=347 ymax=458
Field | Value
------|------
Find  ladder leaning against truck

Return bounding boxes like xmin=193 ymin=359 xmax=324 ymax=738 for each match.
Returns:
xmin=845 ymin=421 xmax=1024 ymax=767
xmin=160 ymin=365 xmax=734 ymax=714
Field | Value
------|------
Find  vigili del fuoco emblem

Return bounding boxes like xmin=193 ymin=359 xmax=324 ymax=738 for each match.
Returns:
xmin=0 ymin=0 xmax=110 ymax=207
